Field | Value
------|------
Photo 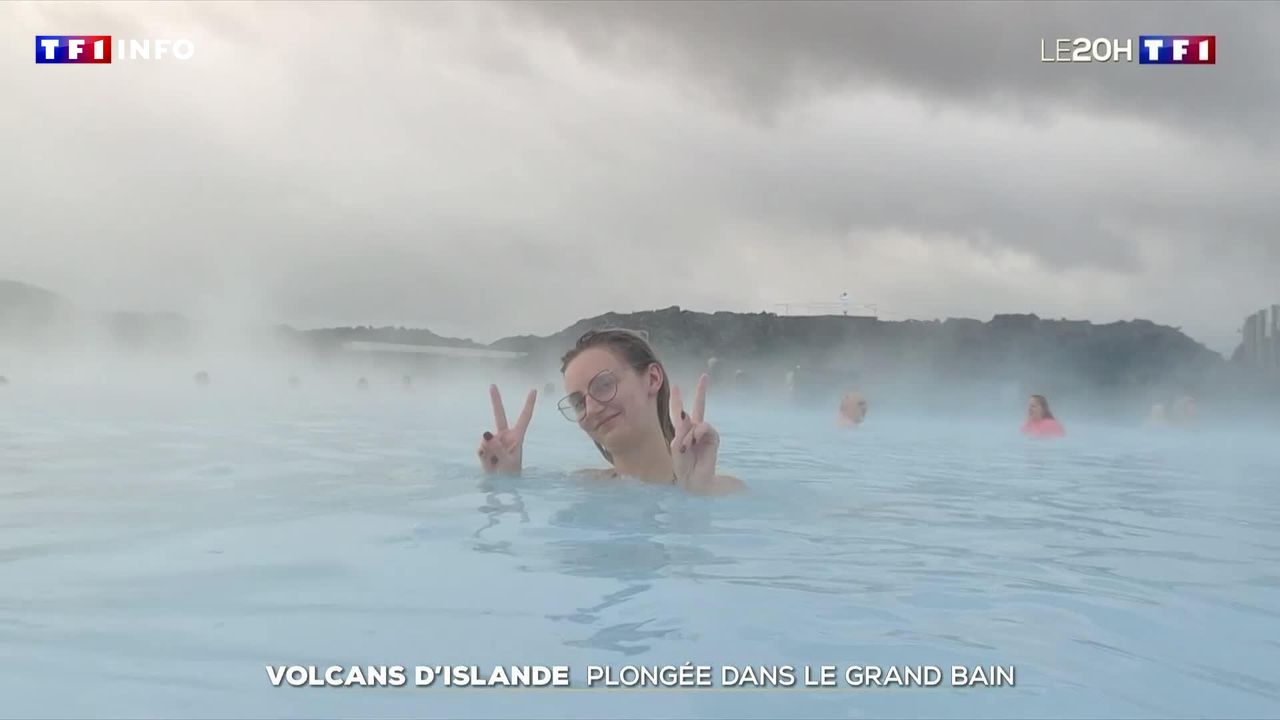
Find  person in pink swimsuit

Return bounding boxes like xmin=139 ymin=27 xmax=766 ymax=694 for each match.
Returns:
xmin=1021 ymin=394 xmax=1065 ymax=438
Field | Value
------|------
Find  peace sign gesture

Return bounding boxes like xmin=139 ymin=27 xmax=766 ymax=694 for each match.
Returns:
xmin=477 ymin=385 xmax=536 ymax=475
xmin=669 ymin=373 xmax=721 ymax=491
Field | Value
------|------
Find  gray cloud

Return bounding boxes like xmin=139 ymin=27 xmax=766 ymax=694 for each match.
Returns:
xmin=1 ymin=1 xmax=1274 ymax=356
xmin=504 ymin=1 xmax=1279 ymax=143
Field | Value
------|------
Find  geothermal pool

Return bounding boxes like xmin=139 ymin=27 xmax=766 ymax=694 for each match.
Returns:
xmin=1 ymin=375 xmax=1278 ymax=719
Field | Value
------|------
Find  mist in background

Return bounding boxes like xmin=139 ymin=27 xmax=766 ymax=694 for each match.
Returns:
xmin=1 ymin=0 xmax=1275 ymax=440
xmin=2 ymin=1 xmax=1277 ymax=357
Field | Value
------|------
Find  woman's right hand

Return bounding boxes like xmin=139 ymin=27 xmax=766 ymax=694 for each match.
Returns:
xmin=477 ymin=385 xmax=536 ymax=475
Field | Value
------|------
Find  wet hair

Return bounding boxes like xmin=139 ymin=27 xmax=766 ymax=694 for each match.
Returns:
xmin=560 ymin=328 xmax=675 ymax=464
xmin=1030 ymin=394 xmax=1054 ymax=420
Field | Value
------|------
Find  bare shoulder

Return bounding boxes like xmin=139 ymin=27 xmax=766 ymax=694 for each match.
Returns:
xmin=692 ymin=474 xmax=746 ymax=496
xmin=715 ymin=474 xmax=747 ymax=494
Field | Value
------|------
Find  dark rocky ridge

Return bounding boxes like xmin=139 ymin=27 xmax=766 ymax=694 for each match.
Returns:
xmin=0 ymin=280 xmax=75 ymax=339
xmin=492 ymin=305 xmax=1229 ymax=417
xmin=4 ymin=279 xmax=1264 ymax=417
xmin=494 ymin=305 xmax=1221 ymax=375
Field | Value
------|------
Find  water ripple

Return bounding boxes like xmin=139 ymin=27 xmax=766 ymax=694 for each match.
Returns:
xmin=1 ymin=396 xmax=1277 ymax=718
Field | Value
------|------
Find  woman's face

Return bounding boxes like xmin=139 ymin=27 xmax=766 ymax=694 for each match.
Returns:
xmin=840 ymin=394 xmax=867 ymax=423
xmin=562 ymin=347 xmax=661 ymax=449
xmin=1027 ymin=396 xmax=1046 ymax=420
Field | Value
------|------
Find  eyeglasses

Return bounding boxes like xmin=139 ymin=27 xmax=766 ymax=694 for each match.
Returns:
xmin=558 ymin=369 xmax=619 ymax=422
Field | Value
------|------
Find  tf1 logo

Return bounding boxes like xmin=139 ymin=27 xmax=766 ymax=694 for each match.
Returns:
xmin=35 ymin=35 xmax=196 ymax=64
xmin=1040 ymin=35 xmax=1215 ymax=64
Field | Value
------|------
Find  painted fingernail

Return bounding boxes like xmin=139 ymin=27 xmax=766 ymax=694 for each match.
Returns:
xmin=490 ymin=456 xmax=498 ymax=466
xmin=483 ymin=432 xmax=493 ymax=441
xmin=680 ymin=445 xmax=686 ymax=454
xmin=691 ymin=437 xmax=697 ymax=445
xmin=681 ymin=411 xmax=687 ymax=420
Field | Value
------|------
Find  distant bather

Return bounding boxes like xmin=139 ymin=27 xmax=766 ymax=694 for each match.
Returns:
xmin=194 ymin=371 xmax=210 ymax=387
xmin=837 ymin=392 xmax=868 ymax=427
xmin=706 ymin=357 xmax=720 ymax=380
xmin=1021 ymin=394 xmax=1065 ymax=438
xmin=357 ymin=377 xmax=370 ymax=391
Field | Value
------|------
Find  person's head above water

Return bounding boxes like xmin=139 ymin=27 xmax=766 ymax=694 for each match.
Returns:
xmin=838 ymin=392 xmax=868 ymax=426
xmin=558 ymin=328 xmax=675 ymax=464
xmin=1022 ymin=394 xmax=1065 ymax=438
xmin=1027 ymin=394 xmax=1054 ymax=421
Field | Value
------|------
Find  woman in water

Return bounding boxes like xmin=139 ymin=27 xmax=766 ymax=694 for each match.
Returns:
xmin=476 ymin=328 xmax=744 ymax=496
xmin=837 ymin=391 xmax=868 ymax=427
xmin=1021 ymin=394 xmax=1065 ymax=438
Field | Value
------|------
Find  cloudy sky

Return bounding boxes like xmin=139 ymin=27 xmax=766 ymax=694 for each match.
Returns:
xmin=4 ymin=1 xmax=1276 ymax=353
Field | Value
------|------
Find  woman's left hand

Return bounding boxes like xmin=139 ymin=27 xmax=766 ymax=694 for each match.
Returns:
xmin=669 ymin=374 xmax=721 ymax=492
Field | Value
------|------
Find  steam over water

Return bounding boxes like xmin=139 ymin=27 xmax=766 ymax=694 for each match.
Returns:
xmin=1 ymin=370 xmax=1278 ymax=719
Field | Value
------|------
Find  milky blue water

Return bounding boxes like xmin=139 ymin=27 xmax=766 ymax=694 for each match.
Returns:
xmin=2 ymin=378 xmax=1278 ymax=719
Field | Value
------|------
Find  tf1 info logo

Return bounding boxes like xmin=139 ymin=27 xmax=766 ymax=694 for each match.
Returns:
xmin=1041 ymin=35 xmax=1215 ymax=64
xmin=35 ymin=35 xmax=195 ymax=64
